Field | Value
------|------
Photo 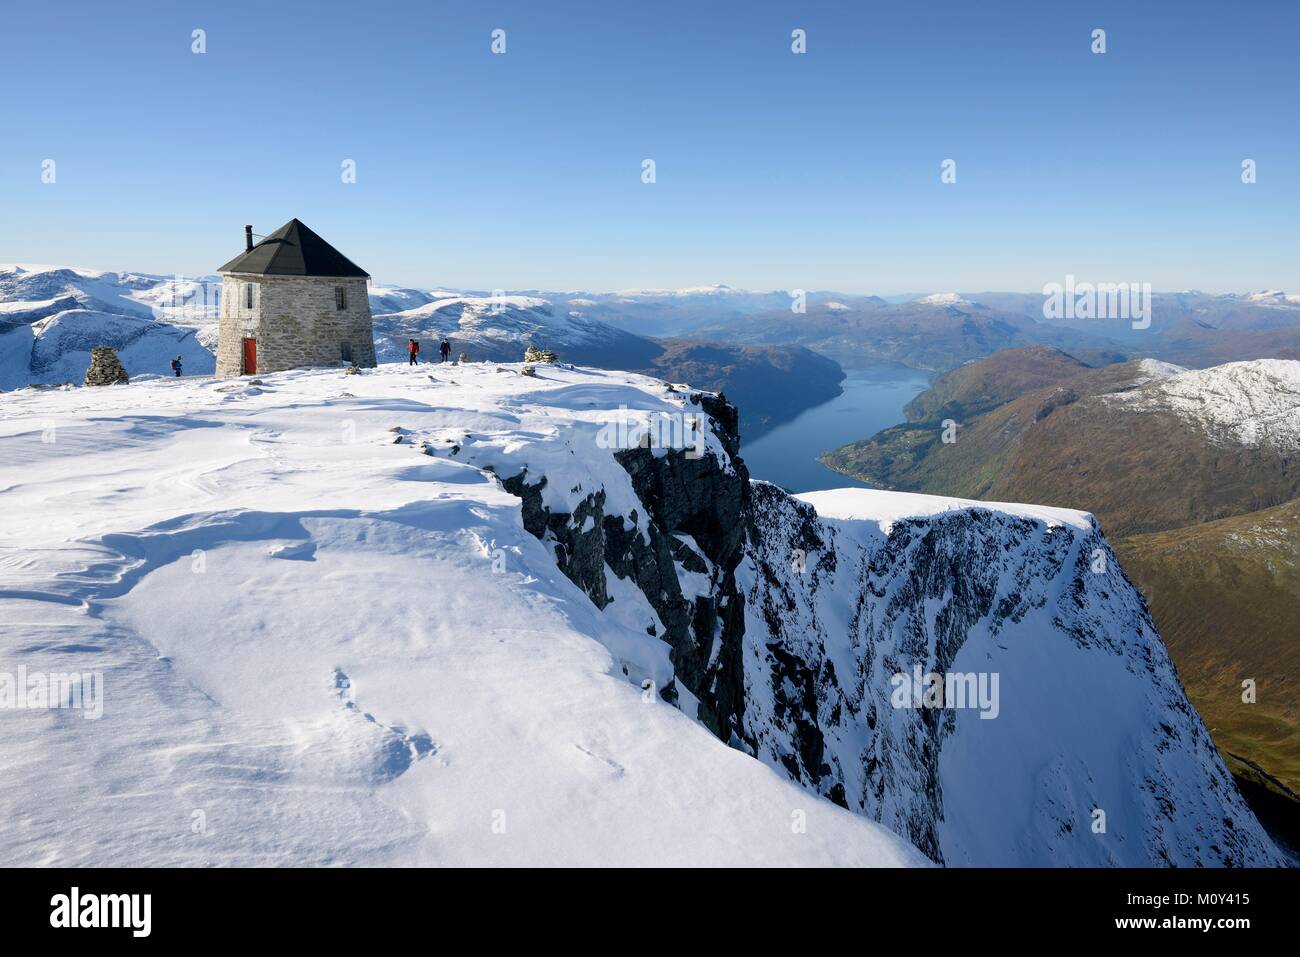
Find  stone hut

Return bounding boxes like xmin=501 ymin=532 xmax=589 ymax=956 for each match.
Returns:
xmin=214 ymin=219 xmax=376 ymax=377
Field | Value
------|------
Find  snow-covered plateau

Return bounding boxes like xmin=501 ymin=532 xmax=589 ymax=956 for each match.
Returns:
xmin=0 ymin=362 xmax=1283 ymax=866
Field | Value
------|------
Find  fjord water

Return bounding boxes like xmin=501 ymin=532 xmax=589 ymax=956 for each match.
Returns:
xmin=740 ymin=365 xmax=930 ymax=493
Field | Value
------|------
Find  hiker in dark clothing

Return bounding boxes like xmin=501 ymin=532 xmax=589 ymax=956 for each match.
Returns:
xmin=171 ymin=355 xmax=183 ymax=377
xmin=439 ymin=338 xmax=451 ymax=362
xmin=408 ymin=338 xmax=420 ymax=365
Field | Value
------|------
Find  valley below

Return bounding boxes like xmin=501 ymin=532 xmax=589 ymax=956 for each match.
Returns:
xmin=739 ymin=364 xmax=930 ymax=493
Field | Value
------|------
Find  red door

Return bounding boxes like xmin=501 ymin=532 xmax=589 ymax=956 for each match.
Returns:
xmin=242 ymin=338 xmax=257 ymax=375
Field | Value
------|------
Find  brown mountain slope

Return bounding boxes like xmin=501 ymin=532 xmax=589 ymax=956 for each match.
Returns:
xmin=1115 ymin=500 xmax=1300 ymax=795
xmin=902 ymin=345 xmax=1095 ymax=422
xmin=823 ymin=359 xmax=1300 ymax=537
xmin=1151 ymin=322 xmax=1300 ymax=369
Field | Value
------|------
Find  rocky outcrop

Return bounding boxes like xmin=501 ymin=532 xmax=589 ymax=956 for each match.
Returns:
xmin=607 ymin=403 xmax=748 ymax=738
xmin=495 ymin=391 xmax=750 ymax=738
xmin=492 ymin=386 xmax=1283 ymax=866
xmin=499 ymin=471 xmax=609 ymax=610
xmin=524 ymin=346 xmax=558 ymax=363
xmin=83 ymin=346 xmax=129 ymax=386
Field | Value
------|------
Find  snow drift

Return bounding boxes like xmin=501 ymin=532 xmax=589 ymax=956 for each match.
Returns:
xmin=0 ymin=361 xmax=1280 ymax=866
xmin=0 ymin=363 xmax=921 ymax=866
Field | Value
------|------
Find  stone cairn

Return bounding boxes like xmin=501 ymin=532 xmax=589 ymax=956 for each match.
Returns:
xmin=84 ymin=347 xmax=129 ymax=386
xmin=524 ymin=345 xmax=558 ymax=364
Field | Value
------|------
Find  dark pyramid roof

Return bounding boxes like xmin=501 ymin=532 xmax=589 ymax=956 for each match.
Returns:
xmin=217 ymin=219 xmax=369 ymax=278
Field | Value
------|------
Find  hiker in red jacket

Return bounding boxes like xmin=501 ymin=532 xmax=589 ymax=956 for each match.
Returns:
xmin=408 ymin=338 xmax=420 ymax=366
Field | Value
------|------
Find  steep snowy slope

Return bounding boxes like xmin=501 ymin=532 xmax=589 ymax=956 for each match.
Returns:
xmin=746 ymin=487 xmax=1275 ymax=865
xmin=0 ymin=364 xmax=923 ymax=867
xmin=396 ymin=370 xmax=1281 ymax=866
xmin=2 ymin=310 xmax=214 ymax=387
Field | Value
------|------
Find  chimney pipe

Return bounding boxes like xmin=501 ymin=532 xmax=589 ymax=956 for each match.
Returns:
xmin=244 ymin=225 xmax=254 ymax=252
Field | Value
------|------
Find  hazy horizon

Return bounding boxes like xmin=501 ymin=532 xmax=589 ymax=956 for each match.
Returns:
xmin=3 ymin=258 xmax=1293 ymax=302
xmin=4 ymin=0 xmax=1297 ymax=292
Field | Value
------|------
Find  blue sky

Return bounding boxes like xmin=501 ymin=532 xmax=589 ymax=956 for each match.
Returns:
xmin=1 ymin=0 xmax=1296 ymax=293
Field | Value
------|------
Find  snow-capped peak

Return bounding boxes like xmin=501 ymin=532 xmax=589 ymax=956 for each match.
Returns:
xmin=915 ymin=292 xmax=971 ymax=306
xmin=1219 ymin=289 xmax=1300 ymax=307
xmin=1107 ymin=358 xmax=1300 ymax=447
xmin=397 ymin=294 xmax=551 ymax=318
xmin=797 ymin=487 xmax=1094 ymax=534
xmin=1132 ymin=358 xmax=1187 ymax=382
xmin=613 ymin=283 xmax=739 ymax=298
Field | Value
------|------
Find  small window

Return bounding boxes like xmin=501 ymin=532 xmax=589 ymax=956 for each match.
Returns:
xmin=340 ymin=341 xmax=353 ymax=363
xmin=335 ymin=287 xmax=347 ymax=311
xmin=244 ymin=283 xmax=255 ymax=310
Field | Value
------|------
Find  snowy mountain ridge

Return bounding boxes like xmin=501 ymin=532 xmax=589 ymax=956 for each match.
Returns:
xmin=1103 ymin=358 xmax=1300 ymax=448
xmin=0 ymin=361 xmax=1280 ymax=865
xmin=744 ymin=485 xmax=1273 ymax=864
xmin=0 ymin=265 xmax=218 ymax=388
xmin=0 ymin=265 xmax=682 ymax=387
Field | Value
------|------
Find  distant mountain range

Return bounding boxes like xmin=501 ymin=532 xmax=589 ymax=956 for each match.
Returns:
xmin=368 ymin=289 xmax=845 ymax=437
xmin=5 ymin=267 xmax=1298 ymax=862
xmin=0 ymin=266 xmax=218 ymax=388
xmin=0 ymin=267 xmax=842 ymax=440
xmin=823 ymin=354 xmax=1300 ymax=535
xmin=819 ymin=347 xmax=1300 ymax=840
xmin=521 ymin=283 xmax=1300 ymax=372
xmin=7 ymin=267 xmax=1300 ymax=438
xmin=680 ymin=289 xmax=1300 ymax=372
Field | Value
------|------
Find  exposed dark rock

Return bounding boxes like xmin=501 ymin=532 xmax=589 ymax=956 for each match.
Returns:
xmin=490 ymin=386 xmax=1281 ymax=866
xmin=500 ymin=470 xmax=609 ymax=609
xmin=524 ymin=346 xmax=558 ymax=363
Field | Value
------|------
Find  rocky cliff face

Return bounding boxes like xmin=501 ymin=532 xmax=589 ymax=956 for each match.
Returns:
xmin=496 ymin=392 xmax=750 ymax=739
xmin=494 ymin=388 xmax=1282 ymax=866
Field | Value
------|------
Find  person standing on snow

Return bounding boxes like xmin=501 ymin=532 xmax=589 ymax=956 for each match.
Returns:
xmin=171 ymin=355 xmax=183 ymax=377
xmin=408 ymin=338 xmax=420 ymax=366
xmin=439 ymin=338 xmax=451 ymax=363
